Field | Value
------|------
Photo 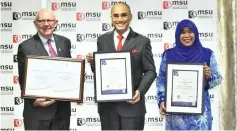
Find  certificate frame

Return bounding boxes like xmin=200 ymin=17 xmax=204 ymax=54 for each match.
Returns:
xmin=22 ymin=55 xmax=85 ymax=103
xmin=93 ymin=51 xmax=134 ymax=102
xmin=165 ymin=63 xmax=204 ymax=115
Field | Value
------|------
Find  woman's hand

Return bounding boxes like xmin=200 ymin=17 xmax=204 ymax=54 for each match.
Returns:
xmin=159 ymin=101 xmax=167 ymax=115
xmin=204 ymin=63 xmax=211 ymax=80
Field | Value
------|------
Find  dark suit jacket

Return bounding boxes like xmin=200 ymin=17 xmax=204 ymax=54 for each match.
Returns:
xmin=17 ymin=33 xmax=72 ymax=120
xmin=91 ymin=28 xmax=157 ymax=117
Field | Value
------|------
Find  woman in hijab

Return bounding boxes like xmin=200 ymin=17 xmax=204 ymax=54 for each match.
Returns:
xmin=156 ymin=19 xmax=222 ymax=130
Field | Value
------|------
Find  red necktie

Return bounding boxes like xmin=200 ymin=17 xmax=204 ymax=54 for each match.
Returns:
xmin=116 ymin=35 xmax=124 ymax=51
xmin=47 ymin=39 xmax=57 ymax=57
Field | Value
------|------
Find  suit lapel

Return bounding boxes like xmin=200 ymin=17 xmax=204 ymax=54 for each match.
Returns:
xmin=105 ymin=31 xmax=116 ymax=51
xmin=34 ymin=34 xmax=49 ymax=56
xmin=53 ymin=34 xmax=62 ymax=57
xmin=122 ymin=28 xmax=137 ymax=51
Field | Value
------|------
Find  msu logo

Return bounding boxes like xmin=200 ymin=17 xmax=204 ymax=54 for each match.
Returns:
xmin=13 ymin=12 xmax=21 ymax=20
xmin=77 ymin=118 xmax=86 ymax=126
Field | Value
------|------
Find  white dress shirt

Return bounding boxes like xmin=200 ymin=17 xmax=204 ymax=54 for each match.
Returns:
xmin=113 ymin=28 xmax=130 ymax=50
xmin=38 ymin=33 xmax=58 ymax=56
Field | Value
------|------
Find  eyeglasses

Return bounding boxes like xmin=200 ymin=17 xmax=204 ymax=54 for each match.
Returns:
xmin=112 ymin=13 xmax=130 ymax=19
xmin=35 ymin=19 xmax=57 ymax=24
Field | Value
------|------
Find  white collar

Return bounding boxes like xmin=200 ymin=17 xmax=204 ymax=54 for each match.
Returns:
xmin=38 ymin=33 xmax=55 ymax=44
xmin=114 ymin=28 xmax=130 ymax=40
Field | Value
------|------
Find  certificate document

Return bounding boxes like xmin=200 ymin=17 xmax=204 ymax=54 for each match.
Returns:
xmin=165 ymin=63 xmax=204 ymax=115
xmin=171 ymin=70 xmax=198 ymax=107
xmin=100 ymin=59 xmax=127 ymax=95
xmin=22 ymin=56 xmax=85 ymax=102
xmin=94 ymin=52 xmax=133 ymax=102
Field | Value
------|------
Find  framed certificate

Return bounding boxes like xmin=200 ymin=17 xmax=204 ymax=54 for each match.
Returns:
xmin=94 ymin=51 xmax=134 ymax=102
xmin=165 ymin=63 xmax=204 ymax=115
xmin=22 ymin=55 xmax=85 ymax=103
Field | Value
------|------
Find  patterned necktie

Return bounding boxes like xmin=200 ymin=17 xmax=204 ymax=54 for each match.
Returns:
xmin=116 ymin=35 xmax=124 ymax=51
xmin=47 ymin=39 xmax=57 ymax=57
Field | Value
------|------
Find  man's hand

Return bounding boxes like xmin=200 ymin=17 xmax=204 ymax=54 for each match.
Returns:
xmin=127 ymin=90 xmax=141 ymax=104
xmin=33 ymin=98 xmax=55 ymax=107
xmin=86 ymin=52 xmax=94 ymax=64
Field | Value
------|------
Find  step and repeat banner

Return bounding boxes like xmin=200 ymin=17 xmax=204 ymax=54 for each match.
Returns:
xmin=0 ymin=0 xmax=219 ymax=130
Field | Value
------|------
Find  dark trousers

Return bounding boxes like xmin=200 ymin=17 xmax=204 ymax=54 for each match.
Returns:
xmin=99 ymin=106 xmax=145 ymax=130
xmin=23 ymin=110 xmax=70 ymax=130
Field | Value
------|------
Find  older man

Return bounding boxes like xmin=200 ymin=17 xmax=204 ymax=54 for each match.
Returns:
xmin=17 ymin=8 xmax=72 ymax=130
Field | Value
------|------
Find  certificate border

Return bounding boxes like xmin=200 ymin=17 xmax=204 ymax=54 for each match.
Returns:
xmin=100 ymin=58 xmax=128 ymax=95
xmin=93 ymin=51 xmax=134 ymax=103
xmin=165 ymin=62 xmax=204 ymax=115
xmin=22 ymin=55 xmax=85 ymax=103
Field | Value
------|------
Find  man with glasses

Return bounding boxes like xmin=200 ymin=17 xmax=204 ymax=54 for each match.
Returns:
xmin=86 ymin=2 xmax=157 ymax=130
xmin=17 ymin=8 xmax=72 ymax=130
